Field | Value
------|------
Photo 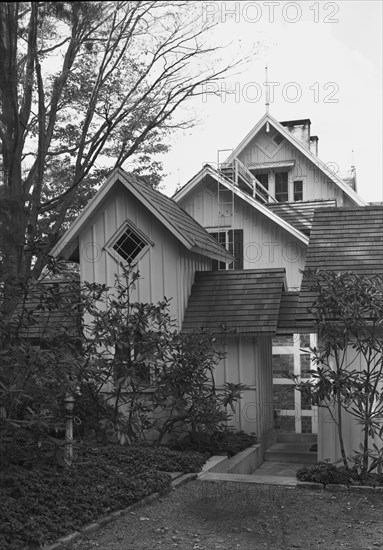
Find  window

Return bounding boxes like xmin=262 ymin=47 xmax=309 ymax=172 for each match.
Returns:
xmin=255 ymin=173 xmax=269 ymax=202
xmin=273 ymin=132 xmax=284 ymax=145
xmin=106 ymin=221 xmax=152 ymax=265
xmin=275 ymin=172 xmax=289 ymax=202
xmin=294 ymin=180 xmax=303 ymax=201
xmin=210 ymin=229 xmax=243 ymax=270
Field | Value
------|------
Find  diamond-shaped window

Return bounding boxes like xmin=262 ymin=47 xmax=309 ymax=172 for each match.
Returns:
xmin=107 ymin=221 xmax=152 ymax=265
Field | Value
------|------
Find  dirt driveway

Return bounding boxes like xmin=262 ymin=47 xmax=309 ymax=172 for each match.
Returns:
xmin=73 ymin=480 xmax=383 ymax=550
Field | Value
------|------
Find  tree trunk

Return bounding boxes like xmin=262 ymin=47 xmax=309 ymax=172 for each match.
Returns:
xmin=336 ymin=389 xmax=349 ymax=469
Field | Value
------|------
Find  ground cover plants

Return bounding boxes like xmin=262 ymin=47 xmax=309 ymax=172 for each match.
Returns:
xmin=0 ymin=440 xmax=208 ymax=549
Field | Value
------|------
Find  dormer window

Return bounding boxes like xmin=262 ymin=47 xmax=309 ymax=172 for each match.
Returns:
xmin=106 ymin=221 xmax=152 ymax=265
xmin=275 ymin=172 xmax=289 ymax=202
xmin=294 ymin=180 xmax=303 ymax=201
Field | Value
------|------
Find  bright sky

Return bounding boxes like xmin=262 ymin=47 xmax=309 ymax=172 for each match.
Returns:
xmin=160 ymin=0 xmax=383 ymax=203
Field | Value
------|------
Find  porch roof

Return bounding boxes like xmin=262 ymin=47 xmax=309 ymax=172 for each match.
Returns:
xmin=182 ymin=268 xmax=286 ymax=334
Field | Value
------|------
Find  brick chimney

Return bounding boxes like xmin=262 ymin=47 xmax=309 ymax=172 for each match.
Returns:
xmin=280 ymin=119 xmax=311 ymax=149
xmin=310 ymin=136 xmax=319 ymax=155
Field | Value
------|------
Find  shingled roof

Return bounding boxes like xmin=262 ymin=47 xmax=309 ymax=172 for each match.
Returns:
xmin=182 ymin=268 xmax=286 ymax=334
xmin=266 ymin=200 xmax=337 ymax=236
xmin=277 ymin=291 xmax=300 ymax=334
xmin=296 ymin=206 xmax=383 ymax=329
xmin=51 ymin=168 xmax=233 ymax=264
xmin=5 ymin=279 xmax=81 ymax=339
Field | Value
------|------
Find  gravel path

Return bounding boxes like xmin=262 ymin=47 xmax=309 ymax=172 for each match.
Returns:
xmin=73 ymin=480 xmax=383 ymax=550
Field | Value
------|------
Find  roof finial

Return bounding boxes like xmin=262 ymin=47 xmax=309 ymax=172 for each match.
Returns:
xmin=265 ymin=65 xmax=270 ymax=115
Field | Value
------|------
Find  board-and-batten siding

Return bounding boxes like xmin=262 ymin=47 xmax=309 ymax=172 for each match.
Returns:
xmin=179 ymin=185 xmax=306 ymax=289
xmin=318 ymin=344 xmax=383 ymax=463
xmin=237 ymin=128 xmax=346 ymax=205
xmin=214 ymin=335 xmax=274 ymax=439
xmin=79 ymin=182 xmax=210 ymax=328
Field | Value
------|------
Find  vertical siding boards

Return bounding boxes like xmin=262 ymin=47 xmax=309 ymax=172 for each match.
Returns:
xmin=183 ymin=270 xmax=282 ymax=440
xmin=319 ymin=346 xmax=383 ymax=463
xmin=237 ymin=128 xmax=347 ymax=204
xmin=222 ymin=335 xmax=273 ymax=439
xmin=179 ymin=181 xmax=306 ymax=289
xmin=77 ymin=185 xmax=210 ymax=329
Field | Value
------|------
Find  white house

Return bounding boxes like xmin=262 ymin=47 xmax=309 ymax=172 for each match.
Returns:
xmin=173 ymin=112 xmax=367 ymax=435
xmin=51 ymin=167 xmax=290 ymax=446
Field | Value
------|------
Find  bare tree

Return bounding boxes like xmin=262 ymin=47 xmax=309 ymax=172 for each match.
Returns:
xmin=0 ymin=1 xmax=248 ymax=309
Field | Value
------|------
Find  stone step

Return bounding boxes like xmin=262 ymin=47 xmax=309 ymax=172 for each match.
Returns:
xmin=264 ymin=443 xmax=317 ymax=464
xmin=276 ymin=432 xmax=317 ymax=445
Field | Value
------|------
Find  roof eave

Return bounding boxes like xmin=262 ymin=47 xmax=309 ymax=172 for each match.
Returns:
xmin=172 ymin=165 xmax=211 ymax=202
xmin=173 ymin=165 xmax=309 ymax=245
xmin=51 ymin=167 xmax=228 ymax=264
xmin=191 ymin=244 xmax=234 ymax=263
xmin=50 ymin=169 xmax=122 ymax=258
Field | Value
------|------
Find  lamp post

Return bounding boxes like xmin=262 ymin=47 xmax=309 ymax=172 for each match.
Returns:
xmin=64 ymin=393 xmax=75 ymax=467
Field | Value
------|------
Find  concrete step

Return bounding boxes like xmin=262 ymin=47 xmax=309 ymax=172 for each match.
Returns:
xmin=198 ymin=471 xmax=298 ymax=486
xmin=252 ymin=461 xmax=306 ymax=477
xmin=264 ymin=442 xmax=317 ymax=464
xmin=276 ymin=433 xmax=317 ymax=445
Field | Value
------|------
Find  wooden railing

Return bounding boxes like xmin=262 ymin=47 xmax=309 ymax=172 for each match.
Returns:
xmin=219 ymin=158 xmax=276 ymax=203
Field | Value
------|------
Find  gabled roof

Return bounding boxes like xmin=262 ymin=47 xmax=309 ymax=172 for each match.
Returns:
xmin=173 ymin=165 xmax=309 ymax=245
xmin=225 ymin=113 xmax=366 ymax=207
xmin=266 ymin=199 xmax=337 ymax=236
xmin=296 ymin=206 xmax=383 ymax=329
xmin=182 ymin=268 xmax=286 ymax=334
xmin=50 ymin=168 xmax=233 ymax=264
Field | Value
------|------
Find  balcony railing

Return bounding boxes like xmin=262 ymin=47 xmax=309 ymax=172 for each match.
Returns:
xmin=218 ymin=158 xmax=276 ymax=203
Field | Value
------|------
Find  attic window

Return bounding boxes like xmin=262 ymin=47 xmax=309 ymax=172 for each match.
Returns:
xmin=107 ymin=221 xmax=152 ymax=265
xmin=273 ymin=133 xmax=284 ymax=145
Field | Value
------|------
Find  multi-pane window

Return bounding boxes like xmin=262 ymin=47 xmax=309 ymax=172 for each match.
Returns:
xmin=210 ymin=229 xmax=243 ymax=270
xmin=255 ymin=173 xmax=269 ymax=202
xmin=275 ymin=172 xmax=289 ymax=202
xmin=107 ymin=221 xmax=151 ymax=265
xmin=294 ymin=180 xmax=303 ymax=201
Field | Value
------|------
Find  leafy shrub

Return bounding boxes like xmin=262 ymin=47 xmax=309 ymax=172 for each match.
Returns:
xmin=296 ymin=462 xmax=350 ymax=485
xmin=297 ymin=461 xmax=383 ymax=487
xmin=296 ymin=462 xmax=351 ymax=485
xmin=1 ymin=268 xmax=247 ymax=463
xmin=171 ymin=428 xmax=257 ymax=457
xmin=73 ymin=382 xmax=117 ymax=441
xmin=0 ymin=441 xmax=207 ymax=549
xmin=82 ymin=269 xmax=247 ymax=446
